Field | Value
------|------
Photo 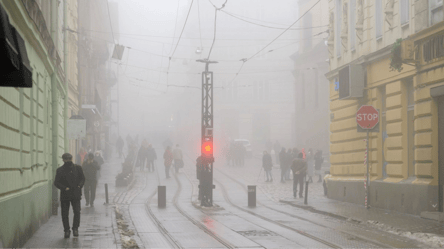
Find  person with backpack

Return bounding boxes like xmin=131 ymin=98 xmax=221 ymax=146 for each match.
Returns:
xmin=291 ymin=152 xmax=307 ymax=198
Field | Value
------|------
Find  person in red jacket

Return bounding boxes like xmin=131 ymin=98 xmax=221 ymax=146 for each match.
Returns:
xmin=163 ymin=146 xmax=173 ymax=178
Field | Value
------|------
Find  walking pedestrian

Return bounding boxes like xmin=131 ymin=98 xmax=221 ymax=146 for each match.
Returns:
xmin=146 ymin=144 xmax=157 ymax=172
xmin=76 ymin=147 xmax=87 ymax=165
xmin=286 ymin=148 xmax=293 ymax=180
xmin=163 ymin=146 xmax=173 ymax=178
xmin=279 ymin=148 xmax=287 ymax=183
xmin=291 ymin=152 xmax=307 ymax=198
xmin=306 ymin=148 xmax=314 ymax=183
xmin=54 ymin=153 xmax=85 ymax=238
xmin=117 ymin=136 xmax=124 ymax=158
xmin=274 ymin=140 xmax=281 ymax=164
xmin=314 ymin=150 xmax=324 ymax=182
xmin=137 ymin=140 xmax=149 ymax=171
xmin=262 ymin=151 xmax=273 ymax=182
xmin=82 ymin=153 xmax=100 ymax=207
xmin=173 ymin=144 xmax=183 ymax=173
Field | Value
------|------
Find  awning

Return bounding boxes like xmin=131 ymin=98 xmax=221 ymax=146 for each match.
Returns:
xmin=0 ymin=4 xmax=32 ymax=88
xmin=81 ymin=104 xmax=102 ymax=117
xmin=0 ymin=4 xmax=20 ymax=76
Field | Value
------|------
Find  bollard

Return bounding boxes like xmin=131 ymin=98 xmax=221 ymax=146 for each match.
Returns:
xmin=248 ymin=185 xmax=256 ymax=207
xmin=304 ymin=181 xmax=309 ymax=205
xmin=105 ymin=183 xmax=109 ymax=204
xmin=158 ymin=186 xmax=166 ymax=208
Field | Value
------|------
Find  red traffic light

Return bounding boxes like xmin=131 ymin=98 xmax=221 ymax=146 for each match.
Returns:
xmin=202 ymin=141 xmax=213 ymax=157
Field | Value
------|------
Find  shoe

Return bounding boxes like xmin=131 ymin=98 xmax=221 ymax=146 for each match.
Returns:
xmin=299 ymin=195 xmax=303 ymax=198
xmin=90 ymin=203 xmax=94 ymax=207
xmin=85 ymin=202 xmax=89 ymax=207
xmin=73 ymin=229 xmax=79 ymax=237
xmin=270 ymin=179 xmax=273 ymax=182
xmin=64 ymin=231 xmax=71 ymax=238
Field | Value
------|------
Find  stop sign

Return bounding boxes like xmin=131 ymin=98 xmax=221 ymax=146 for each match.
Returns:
xmin=356 ymin=105 xmax=379 ymax=129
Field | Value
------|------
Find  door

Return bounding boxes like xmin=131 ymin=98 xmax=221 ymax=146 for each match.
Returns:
xmin=438 ymin=97 xmax=444 ymax=212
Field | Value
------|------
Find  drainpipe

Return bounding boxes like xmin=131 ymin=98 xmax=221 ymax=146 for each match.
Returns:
xmin=64 ymin=0 xmax=69 ymax=152
xmin=51 ymin=0 xmax=60 ymax=215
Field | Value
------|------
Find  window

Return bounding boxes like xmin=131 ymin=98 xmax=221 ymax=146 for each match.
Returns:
xmin=350 ymin=0 xmax=356 ymax=50
xmin=336 ymin=0 xmax=342 ymax=57
xmin=400 ymin=0 xmax=410 ymax=25
xmin=376 ymin=0 xmax=383 ymax=38
xmin=430 ymin=0 xmax=443 ymax=26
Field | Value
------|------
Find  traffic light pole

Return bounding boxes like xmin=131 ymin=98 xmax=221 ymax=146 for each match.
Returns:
xmin=197 ymin=59 xmax=217 ymax=207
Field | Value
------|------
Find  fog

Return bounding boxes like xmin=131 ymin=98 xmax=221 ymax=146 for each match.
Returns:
xmin=107 ymin=0 xmax=302 ymax=156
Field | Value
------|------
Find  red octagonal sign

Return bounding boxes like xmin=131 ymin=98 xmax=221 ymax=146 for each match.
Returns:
xmin=356 ymin=105 xmax=379 ymax=129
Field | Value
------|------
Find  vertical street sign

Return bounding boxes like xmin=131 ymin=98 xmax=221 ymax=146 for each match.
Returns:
xmin=356 ymin=105 xmax=379 ymax=209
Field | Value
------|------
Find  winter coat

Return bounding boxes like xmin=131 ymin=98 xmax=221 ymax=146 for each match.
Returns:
xmin=147 ymin=148 xmax=157 ymax=161
xmin=173 ymin=148 xmax=183 ymax=160
xmin=54 ymin=162 xmax=85 ymax=201
xmin=291 ymin=158 xmax=307 ymax=176
xmin=279 ymin=150 xmax=287 ymax=169
xmin=163 ymin=149 xmax=173 ymax=167
xmin=82 ymin=160 xmax=101 ymax=182
xmin=95 ymin=155 xmax=105 ymax=166
xmin=314 ymin=152 xmax=324 ymax=170
xmin=262 ymin=154 xmax=273 ymax=171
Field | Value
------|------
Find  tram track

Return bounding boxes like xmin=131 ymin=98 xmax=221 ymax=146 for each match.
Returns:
xmin=216 ymin=168 xmax=395 ymax=248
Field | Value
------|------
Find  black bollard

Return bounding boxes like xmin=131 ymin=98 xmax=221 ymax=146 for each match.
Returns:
xmin=304 ymin=181 xmax=309 ymax=205
xmin=158 ymin=186 xmax=166 ymax=208
xmin=105 ymin=183 xmax=109 ymax=204
xmin=248 ymin=185 xmax=256 ymax=207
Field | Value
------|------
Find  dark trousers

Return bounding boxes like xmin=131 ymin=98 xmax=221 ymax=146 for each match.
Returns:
xmin=61 ymin=199 xmax=81 ymax=232
xmin=140 ymin=158 xmax=147 ymax=171
xmin=174 ymin=159 xmax=181 ymax=173
xmin=293 ymin=174 xmax=305 ymax=197
xmin=165 ymin=165 xmax=171 ymax=177
xmin=84 ymin=181 xmax=97 ymax=205
xmin=147 ymin=160 xmax=154 ymax=172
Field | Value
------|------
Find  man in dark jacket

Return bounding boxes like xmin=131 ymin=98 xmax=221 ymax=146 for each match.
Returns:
xmin=262 ymin=151 xmax=273 ymax=182
xmin=291 ymin=152 xmax=307 ymax=198
xmin=279 ymin=148 xmax=287 ymax=183
xmin=147 ymin=144 xmax=157 ymax=172
xmin=54 ymin=153 xmax=85 ymax=238
xmin=82 ymin=153 xmax=100 ymax=207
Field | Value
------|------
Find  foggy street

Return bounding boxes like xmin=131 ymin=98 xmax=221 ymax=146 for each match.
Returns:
xmin=2 ymin=0 xmax=444 ymax=248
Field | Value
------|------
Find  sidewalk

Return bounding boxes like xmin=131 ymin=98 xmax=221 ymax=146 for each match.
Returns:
xmin=221 ymin=159 xmax=444 ymax=247
xmin=24 ymin=156 xmax=123 ymax=248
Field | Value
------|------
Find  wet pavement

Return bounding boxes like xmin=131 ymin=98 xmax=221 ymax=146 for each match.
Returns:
xmin=23 ymin=151 xmax=444 ymax=248
xmin=24 ymin=156 xmax=122 ymax=248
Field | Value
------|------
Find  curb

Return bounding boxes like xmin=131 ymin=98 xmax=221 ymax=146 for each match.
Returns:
xmin=279 ymin=199 xmax=349 ymax=221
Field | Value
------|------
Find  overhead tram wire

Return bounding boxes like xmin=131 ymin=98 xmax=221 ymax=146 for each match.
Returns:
xmin=247 ymin=0 xmax=321 ymax=61
xmin=197 ymin=0 xmax=204 ymax=51
xmin=168 ymin=0 xmax=182 ymax=54
xmin=105 ymin=0 xmax=116 ymax=44
xmin=220 ymin=10 xmax=328 ymax=31
xmin=206 ymin=0 xmax=227 ymax=60
xmin=166 ymin=0 xmax=195 ymax=89
xmin=223 ymin=0 xmax=322 ymax=89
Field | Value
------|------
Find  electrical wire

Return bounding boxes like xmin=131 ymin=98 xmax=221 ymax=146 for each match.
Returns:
xmin=170 ymin=0 xmax=195 ymax=59
xmin=247 ymin=0 xmax=321 ymax=61
xmin=221 ymin=10 xmax=328 ymax=31
xmin=206 ymin=8 xmax=218 ymax=60
xmin=197 ymin=0 xmax=203 ymax=51
xmin=105 ymin=0 xmax=116 ymax=44
xmin=168 ymin=0 xmax=182 ymax=54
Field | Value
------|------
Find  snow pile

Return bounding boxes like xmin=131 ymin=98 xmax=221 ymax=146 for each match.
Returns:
xmin=115 ymin=205 xmax=139 ymax=248
xmin=367 ymin=220 xmax=444 ymax=247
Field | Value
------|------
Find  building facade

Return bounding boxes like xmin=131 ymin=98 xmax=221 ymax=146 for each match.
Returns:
xmin=291 ymin=0 xmax=330 ymax=154
xmin=78 ymin=0 xmax=117 ymax=159
xmin=325 ymin=0 xmax=444 ymax=215
xmin=0 ymin=0 xmax=77 ymax=247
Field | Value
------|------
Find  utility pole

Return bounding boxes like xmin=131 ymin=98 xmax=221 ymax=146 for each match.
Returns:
xmin=197 ymin=59 xmax=217 ymax=207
